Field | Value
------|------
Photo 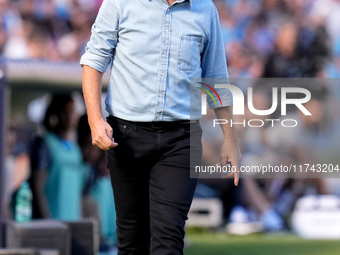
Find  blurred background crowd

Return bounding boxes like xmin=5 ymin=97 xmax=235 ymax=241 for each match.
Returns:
xmin=1 ymin=0 xmax=340 ymax=77
xmin=1 ymin=0 xmax=340 ymax=253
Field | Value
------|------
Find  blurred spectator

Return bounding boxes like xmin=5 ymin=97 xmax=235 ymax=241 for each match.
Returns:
xmin=3 ymin=122 xmax=30 ymax=219
xmin=262 ymin=21 xmax=330 ymax=78
xmin=262 ymin=22 xmax=300 ymax=77
xmin=26 ymin=21 xmax=59 ymax=60
xmin=57 ymin=8 xmax=92 ymax=61
xmin=28 ymin=93 xmax=87 ymax=220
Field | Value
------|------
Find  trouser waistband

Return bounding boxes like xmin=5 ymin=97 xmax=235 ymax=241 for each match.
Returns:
xmin=107 ymin=115 xmax=198 ymax=130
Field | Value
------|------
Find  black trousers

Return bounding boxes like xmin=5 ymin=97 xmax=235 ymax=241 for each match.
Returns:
xmin=106 ymin=116 xmax=202 ymax=255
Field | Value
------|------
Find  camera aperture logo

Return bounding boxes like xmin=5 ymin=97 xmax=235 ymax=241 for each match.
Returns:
xmin=197 ymin=83 xmax=312 ymax=128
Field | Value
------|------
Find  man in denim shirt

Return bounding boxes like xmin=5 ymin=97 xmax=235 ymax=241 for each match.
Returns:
xmin=80 ymin=0 xmax=241 ymax=254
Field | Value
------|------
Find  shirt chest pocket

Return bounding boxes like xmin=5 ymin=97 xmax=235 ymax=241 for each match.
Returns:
xmin=178 ymin=35 xmax=204 ymax=71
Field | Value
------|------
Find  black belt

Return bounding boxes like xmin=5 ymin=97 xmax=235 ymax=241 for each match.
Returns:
xmin=107 ymin=115 xmax=197 ymax=130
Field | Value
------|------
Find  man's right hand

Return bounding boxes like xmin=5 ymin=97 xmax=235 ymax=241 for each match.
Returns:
xmin=90 ymin=118 xmax=118 ymax=150
xmin=82 ymin=65 xmax=116 ymax=150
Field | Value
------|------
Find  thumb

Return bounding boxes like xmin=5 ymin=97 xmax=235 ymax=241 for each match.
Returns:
xmin=220 ymin=156 xmax=227 ymax=168
xmin=106 ymin=126 xmax=118 ymax=148
xmin=106 ymin=126 xmax=113 ymax=139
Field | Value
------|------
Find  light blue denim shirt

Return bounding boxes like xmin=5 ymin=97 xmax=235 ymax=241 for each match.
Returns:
xmin=80 ymin=0 xmax=232 ymax=121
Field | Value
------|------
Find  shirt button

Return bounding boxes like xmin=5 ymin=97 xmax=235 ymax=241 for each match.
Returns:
xmin=165 ymin=29 xmax=168 ymax=33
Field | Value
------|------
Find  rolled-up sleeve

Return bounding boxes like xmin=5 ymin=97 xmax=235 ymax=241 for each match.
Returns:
xmin=80 ymin=0 xmax=119 ymax=73
xmin=201 ymin=8 xmax=233 ymax=108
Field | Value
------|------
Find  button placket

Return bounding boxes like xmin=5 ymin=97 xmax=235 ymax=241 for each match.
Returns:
xmin=155 ymin=8 xmax=172 ymax=121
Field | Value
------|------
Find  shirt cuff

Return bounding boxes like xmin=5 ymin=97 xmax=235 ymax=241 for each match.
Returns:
xmin=80 ymin=51 xmax=111 ymax=73
xmin=207 ymin=88 xmax=233 ymax=109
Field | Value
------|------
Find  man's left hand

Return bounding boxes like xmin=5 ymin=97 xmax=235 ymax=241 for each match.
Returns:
xmin=220 ymin=139 xmax=242 ymax=186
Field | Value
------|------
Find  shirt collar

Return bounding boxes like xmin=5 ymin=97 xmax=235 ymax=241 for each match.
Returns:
xmin=178 ymin=0 xmax=192 ymax=8
xmin=159 ymin=0 xmax=193 ymax=9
